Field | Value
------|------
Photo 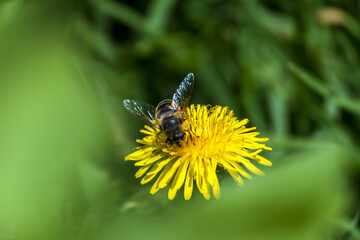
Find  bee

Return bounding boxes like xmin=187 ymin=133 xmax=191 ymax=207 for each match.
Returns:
xmin=123 ymin=73 xmax=195 ymax=146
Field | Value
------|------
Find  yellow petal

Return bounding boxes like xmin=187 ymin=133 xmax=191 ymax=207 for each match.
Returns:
xmin=212 ymin=179 xmax=220 ymax=199
xmin=233 ymin=149 xmax=262 ymax=158
xmin=184 ymin=161 xmax=195 ymax=200
xmin=253 ymin=155 xmax=272 ymax=166
xmin=201 ymin=177 xmax=211 ymax=200
xmin=204 ymin=158 xmax=215 ymax=186
xmin=227 ymin=168 xmax=244 ymax=186
xmin=168 ymin=159 xmax=190 ymax=199
xmin=234 ymin=118 xmax=249 ymax=127
xmin=140 ymin=129 xmax=153 ymax=135
xmin=171 ymin=158 xmax=190 ymax=189
xmin=144 ymin=125 xmax=155 ymax=132
xmin=253 ymin=137 xmax=270 ymax=142
xmin=140 ymin=158 xmax=172 ymax=184
xmin=158 ymin=159 xmax=181 ymax=189
xmin=238 ymin=126 xmax=257 ymax=133
xmin=134 ymin=152 xmax=167 ymax=166
xmin=150 ymin=175 xmax=162 ymax=195
xmin=225 ymin=159 xmax=252 ymax=179
xmin=124 ymin=147 xmax=155 ymax=161
xmin=168 ymin=187 xmax=177 ymax=200
xmin=135 ymin=164 xmax=152 ymax=178
xmin=242 ymin=160 xmax=265 ymax=176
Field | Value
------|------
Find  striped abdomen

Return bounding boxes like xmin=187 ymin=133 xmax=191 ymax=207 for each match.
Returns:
xmin=155 ymin=100 xmax=184 ymax=138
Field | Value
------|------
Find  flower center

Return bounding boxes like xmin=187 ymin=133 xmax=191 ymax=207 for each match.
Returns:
xmin=171 ymin=105 xmax=236 ymax=159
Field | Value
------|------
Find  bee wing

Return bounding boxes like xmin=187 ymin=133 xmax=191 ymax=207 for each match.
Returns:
xmin=123 ymin=99 xmax=158 ymax=127
xmin=172 ymin=73 xmax=195 ymax=110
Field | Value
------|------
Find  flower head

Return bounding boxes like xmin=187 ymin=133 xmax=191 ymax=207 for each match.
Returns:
xmin=125 ymin=104 xmax=272 ymax=200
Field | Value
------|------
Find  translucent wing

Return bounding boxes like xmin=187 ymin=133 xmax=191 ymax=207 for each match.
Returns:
xmin=123 ymin=99 xmax=157 ymax=127
xmin=172 ymin=73 xmax=195 ymax=110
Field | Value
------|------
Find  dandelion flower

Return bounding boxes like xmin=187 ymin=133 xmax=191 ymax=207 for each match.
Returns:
xmin=125 ymin=104 xmax=272 ymax=200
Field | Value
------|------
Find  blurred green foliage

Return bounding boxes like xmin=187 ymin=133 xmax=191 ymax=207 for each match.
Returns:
xmin=0 ymin=0 xmax=359 ymax=239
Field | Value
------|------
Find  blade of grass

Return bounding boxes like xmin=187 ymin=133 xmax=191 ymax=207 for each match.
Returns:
xmin=288 ymin=62 xmax=331 ymax=97
xmin=146 ymin=0 xmax=178 ymax=35
xmin=92 ymin=0 xmax=146 ymax=34
xmin=243 ymin=0 xmax=295 ymax=39
xmin=344 ymin=13 xmax=360 ymax=41
xmin=289 ymin=62 xmax=360 ymax=116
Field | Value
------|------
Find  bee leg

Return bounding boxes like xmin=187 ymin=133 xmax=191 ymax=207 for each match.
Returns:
xmin=166 ymin=137 xmax=174 ymax=144
xmin=173 ymin=132 xmax=186 ymax=147
xmin=175 ymin=132 xmax=186 ymax=140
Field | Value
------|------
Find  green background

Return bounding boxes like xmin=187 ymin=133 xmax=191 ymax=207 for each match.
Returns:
xmin=0 ymin=0 xmax=359 ymax=239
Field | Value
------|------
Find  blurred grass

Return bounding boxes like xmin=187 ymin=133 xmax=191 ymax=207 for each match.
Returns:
xmin=0 ymin=0 xmax=360 ymax=239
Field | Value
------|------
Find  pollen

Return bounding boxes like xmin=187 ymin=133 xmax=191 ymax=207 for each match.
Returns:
xmin=125 ymin=104 xmax=272 ymax=200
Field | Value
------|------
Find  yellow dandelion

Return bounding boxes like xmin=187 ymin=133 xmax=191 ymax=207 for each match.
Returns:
xmin=125 ymin=104 xmax=272 ymax=200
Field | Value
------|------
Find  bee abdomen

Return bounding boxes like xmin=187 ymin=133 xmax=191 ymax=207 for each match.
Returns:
xmin=162 ymin=116 xmax=182 ymax=135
